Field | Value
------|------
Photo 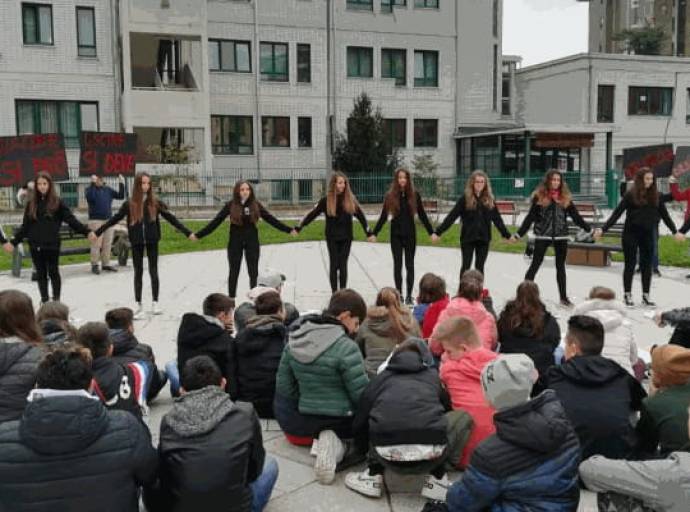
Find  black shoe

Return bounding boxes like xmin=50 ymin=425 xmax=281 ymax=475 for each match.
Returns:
xmin=91 ymin=264 xmax=100 ymax=275
xmin=560 ymin=298 xmax=574 ymax=308
xmin=686 ymin=274 xmax=690 ymax=279
xmin=653 ymin=269 xmax=661 ymax=277
xmin=405 ymin=296 xmax=414 ymax=306
xmin=624 ymin=293 xmax=634 ymax=308
xmin=642 ymin=294 xmax=656 ymax=308
xmin=335 ymin=443 xmax=367 ymax=473
xmin=636 ymin=267 xmax=641 ymax=274
xmin=102 ymin=265 xmax=118 ymax=272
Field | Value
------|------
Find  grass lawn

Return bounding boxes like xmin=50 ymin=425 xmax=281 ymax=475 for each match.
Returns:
xmin=2 ymin=220 xmax=690 ymax=271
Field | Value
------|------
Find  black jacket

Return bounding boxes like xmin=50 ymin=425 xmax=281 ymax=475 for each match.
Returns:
xmin=229 ymin=315 xmax=287 ymax=418
xmin=110 ymin=329 xmax=165 ymax=401
xmin=373 ymin=191 xmax=434 ymax=238
xmin=602 ymin=192 xmax=679 ymax=235
xmin=177 ymin=314 xmax=233 ymax=390
xmin=95 ymin=200 xmax=191 ymax=245
xmin=518 ymin=198 xmax=591 ymax=239
xmin=545 ymin=355 xmax=646 ymax=459
xmin=91 ymin=357 xmax=152 ymax=420
xmin=40 ymin=319 xmax=72 ymax=345
xmin=11 ymin=197 xmax=89 ymax=249
xmin=435 ymin=196 xmax=512 ymax=243
xmin=195 ymin=199 xmax=292 ymax=241
xmin=234 ymin=301 xmax=299 ymax=335
xmin=0 ymin=338 xmax=43 ymax=424
xmin=297 ymin=196 xmax=371 ymax=240
xmin=661 ymin=307 xmax=690 ymax=349
xmin=0 ymin=394 xmax=157 ymax=512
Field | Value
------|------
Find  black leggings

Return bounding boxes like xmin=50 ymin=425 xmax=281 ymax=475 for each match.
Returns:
xmin=227 ymin=236 xmax=260 ymax=298
xmin=525 ymin=239 xmax=569 ymax=300
xmin=623 ymin=228 xmax=654 ymax=294
xmin=326 ymin=238 xmax=352 ymax=292
xmin=391 ymin=234 xmax=416 ymax=298
xmin=131 ymin=243 xmax=159 ymax=303
xmin=461 ymin=241 xmax=490 ymax=276
xmin=30 ymin=247 xmax=60 ymax=303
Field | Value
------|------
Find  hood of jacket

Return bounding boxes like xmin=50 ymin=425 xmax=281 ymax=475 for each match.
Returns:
xmin=247 ymin=286 xmax=278 ymax=302
xmin=364 ymin=306 xmax=395 ymax=337
xmin=287 ymin=314 xmax=346 ymax=364
xmin=574 ymin=299 xmax=627 ymax=332
xmin=109 ymin=329 xmax=139 ymax=355
xmin=555 ymin=355 xmax=628 ymax=386
xmin=165 ymin=385 xmax=234 ymax=438
xmin=386 ymin=338 xmax=434 ymax=373
xmin=446 ymin=347 xmax=498 ymax=381
xmin=445 ymin=297 xmax=490 ymax=324
xmin=0 ymin=337 xmax=38 ymax=375
xmin=178 ymin=313 xmax=227 ymax=349
xmin=246 ymin=314 xmax=285 ymax=330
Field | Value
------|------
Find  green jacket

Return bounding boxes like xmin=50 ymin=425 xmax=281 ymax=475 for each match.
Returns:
xmin=276 ymin=315 xmax=369 ymax=417
xmin=636 ymin=382 xmax=690 ymax=457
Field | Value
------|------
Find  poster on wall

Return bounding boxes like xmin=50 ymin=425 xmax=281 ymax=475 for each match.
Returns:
xmin=622 ymin=144 xmax=674 ymax=179
xmin=0 ymin=134 xmax=68 ymax=187
xmin=78 ymin=132 xmax=138 ymax=177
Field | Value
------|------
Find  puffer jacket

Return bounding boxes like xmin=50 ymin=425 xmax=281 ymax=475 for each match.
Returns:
xmin=421 ymin=295 xmax=450 ymax=340
xmin=110 ymin=329 xmax=165 ymax=401
xmin=275 ymin=314 xmax=369 ymax=417
xmin=40 ymin=319 xmax=72 ymax=345
xmin=356 ymin=306 xmax=420 ymax=377
xmin=574 ymin=299 xmax=637 ymax=376
xmin=446 ymin=390 xmax=581 ymax=512
xmin=431 ymin=297 xmax=498 ymax=354
xmin=177 ymin=313 xmax=233 ymax=389
xmin=0 ymin=393 xmax=157 ymax=512
xmin=0 ymin=337 xmax=44 ymax=423
xmin=661 ymin=307 xmax=690 ymax=349
xmin=517 ymin=198 xmax=591 ymax=240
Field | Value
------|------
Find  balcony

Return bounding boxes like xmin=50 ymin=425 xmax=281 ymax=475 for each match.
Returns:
xmin=124 ymin=0 xmax=206 ymax=37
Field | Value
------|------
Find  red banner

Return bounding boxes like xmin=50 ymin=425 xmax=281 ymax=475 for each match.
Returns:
xmin=0 ymin=134 xmax=68 ymax=186
xmin=79 ymin=132 xmax=138 ymax=177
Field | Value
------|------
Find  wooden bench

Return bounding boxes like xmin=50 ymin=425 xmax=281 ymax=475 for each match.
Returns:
xmin=575 ymin=202 xmax=600 ymax=224
xmin=495 ymin=200 xmax=518 ymax=226
xmin=422 ymin=199 xmax=439 ymax=214
xmin=565 ymin=222 xmax=624 ymax=267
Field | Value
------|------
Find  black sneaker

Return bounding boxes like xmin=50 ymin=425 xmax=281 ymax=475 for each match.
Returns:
xmin=405 ymin=296 xmax=414 ymax=306
xmin=653 ymin=269 xmax=661 ymax=277
xmin=91 ymin=265 xmax=100 ymax=275
xmin=642 ymin=294 xmax=656 ymax=308
xmin=624 ymin=293 xmax=634 ymax=308
xmin=102 ymin=265 xmax=118 ymax=272
xmin=560 ymin=298 xmax=574 ymax=308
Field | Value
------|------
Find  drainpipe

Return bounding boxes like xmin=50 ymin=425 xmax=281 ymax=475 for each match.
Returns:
xmin=110 ymin=0 xmax=123 ymax=132
xmin=252 ymin=0 xmax=261 ymax=181
xmin=326 ymin=0 xmax=332 ymax=167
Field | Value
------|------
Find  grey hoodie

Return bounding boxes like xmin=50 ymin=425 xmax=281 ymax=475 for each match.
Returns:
xmin=287 ymin=315 xmax=346 ymax=364
xmin=165 ymin=386 xmax=234 ymax=438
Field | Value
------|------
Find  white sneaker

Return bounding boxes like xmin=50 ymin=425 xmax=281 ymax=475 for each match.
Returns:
xmin=421 ymin=474 xmax=451 ymax=501
xmin=133 ymin=303 xmax=146 ymax=320
xmin=345 ymin=469 xmax=383 ymax=498
xmin=310 ymin=439 xmax=319 ymax=457
xmin=152 ymin=302 xmax=163 ymax=315
xmin=314 ymin=430 xmax=345 ymax=485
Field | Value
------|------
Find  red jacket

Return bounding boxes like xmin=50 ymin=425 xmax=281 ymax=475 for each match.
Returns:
xmin=431 ymin=297 xmax=498 ymax=355
xmin=421 ymin=295 xmax=450 ymax=340
xmin=671 ymin=183 xmax=690 ymax=221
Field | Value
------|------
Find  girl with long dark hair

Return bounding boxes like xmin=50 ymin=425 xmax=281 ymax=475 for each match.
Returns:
xmin=296 ymin=171 xmax=371 ymax=292
xmin=433 ymin=170 xmax=513 ymax=277
xmin=598 ymin=168 xmax=686 ymax=307
xmin=195 ymin=180 xmax=296 ymax=298
xmin=371 ymin=168 xmax=434 ymax=304
xmin=6 ymin=172 xmax=91 ymax=303
xmin=94 ymin=172 xmax=192 ymax=318
xmin=514 ymin=169 xmax=592 ymax=307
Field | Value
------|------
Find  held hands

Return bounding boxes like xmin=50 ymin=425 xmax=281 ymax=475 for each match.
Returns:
xmin=431 ymin=234 xmax=440 ymax=244
xmin=2 ymin=242 xmax=13 ymax=254
xmin=506 ymin=235 xmax=516 ymax=244
xmin=367 ymin=235 xmax=377 ymax=243
xmin=87 ymin=232 xmax=98 ymax=242
xmin=675 ymin=232 xmax=685 ymax=242
xmin=118 ymin=174 xmax=125 ymax=184
xmin=593 ymin=228 xmax=603 ymax=240
xmin=290 ymin=228 xmax=299 ymax=238
xmin=188 ymin=233 xmax=198 ymax=242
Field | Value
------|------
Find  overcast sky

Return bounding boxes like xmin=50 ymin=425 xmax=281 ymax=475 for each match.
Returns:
xmin=503 ymin=0 xmax=589 ymax=67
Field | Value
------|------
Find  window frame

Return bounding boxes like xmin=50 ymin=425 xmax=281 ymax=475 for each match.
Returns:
xmin=297 ymin=43 xmax=311 ymax=84
xmin=597 ymin=84 xmax=615 ymax=123
xmin=15 ymin=99 xmax=99 ymax=149
xmin=210 ymin=115 xmax=254 ymax=155
xmin=381 ymin=0 xmax=407 ymax=13
xmin=347 ymin=46 xmax=374 ymax=78
xmin=381 ymin=48 xmax=407 ymax=86
xmin=260 ymin=42 xmax=289 ymax=82
xmin=346 ymin=0 xmax=374 ymax=11
xmin=298 ymin=116 xmax=313 ymax=148
xmin=414 ymin=50 xmax=438 ymax=87
xmin=414 ymin=0 xmax=439 ymax=8
xmin=413 ymin=119 xmax=438 ymax=148
xmin=22 ymin=2 xmax=54 ymax=46
xmin=382 ymin=118 xmax=407 ymax=154
xmin=628 ymin=86 xmax=673 ymax=116
xmin=261 ymin=116 xmax=291 ymax=148
xmin=208 ymin=39 xmax=252 ymax=73
xmin=686 ymin=88 xmax=690 ymax=125
xmin=76 ymin=6 xmax=97 ymax=57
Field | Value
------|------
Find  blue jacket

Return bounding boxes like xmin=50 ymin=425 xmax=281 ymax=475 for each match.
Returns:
xmin=85 ymin=183 xmax=125 ymax=220
xmin=447 ymin=390 xmax=581 ymax=512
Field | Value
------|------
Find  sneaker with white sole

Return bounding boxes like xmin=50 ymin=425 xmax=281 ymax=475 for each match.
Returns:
xmin=152 ymin=302 xmax=163 ymax=315
xmin=133 ymin=303 xmax=146 ymax=320
xmin=421 ymin=474 xmax=451 ymax=501
xmin=310 ymin=439 xmax=319 ymax=457
xmin=314 ymin=430 xmax=345 ymax=485
xmin=345 ymin=469 xmax=383 ymax=498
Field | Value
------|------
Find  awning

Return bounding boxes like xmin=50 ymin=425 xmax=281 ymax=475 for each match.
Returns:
xmin=454 ymin=123 xmax=617 ymax=140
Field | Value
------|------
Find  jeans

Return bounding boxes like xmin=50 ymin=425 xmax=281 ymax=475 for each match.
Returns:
xmin=250 ymin=456 xmax=279 ymax=512
xmin=165 ymin=360 xmax=180 ymax=397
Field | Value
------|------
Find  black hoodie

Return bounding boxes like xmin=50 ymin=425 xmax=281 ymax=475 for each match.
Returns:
xmin=91 ymin=357 xmax=150 ymax=420
xmin=176 ymin=313 xmax=233 ymax=389
xmin=110 ymin=329 xmax=165 ymax=401
xmin=546 ymin=355 xmax=646 ymax=459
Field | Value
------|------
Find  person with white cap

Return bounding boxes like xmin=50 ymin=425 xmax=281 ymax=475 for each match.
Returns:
xmin=234 ymin=272 xmax=299 ymax=335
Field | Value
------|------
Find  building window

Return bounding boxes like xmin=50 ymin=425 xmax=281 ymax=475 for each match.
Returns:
xmin=298 ymin=179 xmax=313 ymax=201
xmin=686 ymin=89 xmax=690 ymax=124
xmin=347 ymin=47 xmax=373 ymax=78
xmin=414 ymin=50 xmax=438 ymax=87
xmin=382 ymin=119 xmax=406 ymax=154
xmin=381 ymin=0 xmax=406 ymax=13
xmin=492 ymin=45 xmax=498 ymax=111
xmin=76 ymin=7 xmax=96 ymax=57
xmin=347 ymin=0 xmax=373 ymax=10
xmin=22 ymin=3 xmax=53 ymax=45
xmin=297 ymin=44 xmax=311 ymax=83
xmin=414 ymin=0 xmax=438 ymax=7
xmin=501 ymin=72 xmax=511 ymax=116
xmin=414 ymin=119 xmax=438 ymax=148
xmin=262 ymin=116 xmax=290 ymax=147
xmin=260 ymin=42 xmax=288 ymax=82
xmin=271 ymin=180 xmax=292 ymax=201
xmin=298 ymin=117 xmax=312 ymax=147
xmin=209 ymin=40 xmax=251 ymax=73
xmin=597 ymin=85 xmax=615 ymax=123
xmin=210 ymin=115 xmax=253 ymax=155
xmin=628 ymin=86 xmax=673 ymax=116
xmin=15 ymin=100 xmax=98 ymax=148
xmin=381 ymin=49 xmax=406 ymax=86
xmin=492 ymin=0 xmax=499 ymax=37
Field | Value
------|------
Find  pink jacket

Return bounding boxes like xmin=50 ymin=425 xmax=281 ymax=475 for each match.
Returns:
xmin=430 ymin=297 xmax=498 ymax=355
xmin=440 ymin=348 xmax=498 ymax=468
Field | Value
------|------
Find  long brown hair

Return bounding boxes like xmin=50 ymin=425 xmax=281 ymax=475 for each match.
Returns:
xmin=533 ymin=169 xmax=572 ymax=208
xmin=630 ymin=167 xmax=659 ymax=207
xmin=326 ymin=171 xmax=357 ymax=216
xmin=464 ymin=170 xmax=495 ymax=210
xmin=498 ymin=281 xmax=546 ymax=338
xmin=375 ymin=287 xmax=415 ymax=343
xmin=384 ymin=168 xmax=417 ymax=217
xmin=129 ymin=172 xmax=160 ymax=225
xmin=0 ymin=290 xmax=43 ymax=344
xmin=229 ymin=180 xmax=261 ymax=225
xmin=28 ymin=171 xmax=60 ymax=220
xmin=418 ymin=273 xmax=446 ymax=304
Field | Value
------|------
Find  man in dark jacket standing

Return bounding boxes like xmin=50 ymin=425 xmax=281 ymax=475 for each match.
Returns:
xmin=85 ymin=173 xmax=125 ymax=274
xmin=0 ymin=345 xmax=157 ymax=511
xmin=145 ymin=356 xmax=278 ymax=512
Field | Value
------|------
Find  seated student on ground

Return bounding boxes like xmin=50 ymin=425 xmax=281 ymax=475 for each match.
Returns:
xmin=636 ymin=344 xmax=690 ymax=458
xmin=498 ymin=281 xmax=561 ymax=395
xmin=0 ymin=345 xmax=157 ymax=511
xmin=229 ymin=290 xmax=287 ymax=418
xmin=274 ymin=289 xmax=369 ymax=485
xmin=545 ymin=315 xmax=646 ymax=460
xmin=106 ymin=307 xmax=167 ymax=401
xmin=433 ymin=316 xmax=497 ymax=469
xmin=37 ymin=300 xmax=77 ymax=345
xmin=655 ymin=307 xmax=690 ymax=349
xmin=345 ymin=338 xmax=472 ymax=501
xmin=77 ymin=322 xmax=153 ymax=420
xmin=168 ymin=293 xmax=235 ymax=397
xmin=145 ymin=356 xmax=278 ymax=512
xmin=446 ymin=355 xmax=581 ymax=512
xmin=431 ymin=270 xmax=497 ymax=356
xmin=413 ymin=273 xmax=450 ymax=340
xmin=356 ymin=287 xmax=420 ymax=378
xmin=234 ymin=272 xmax=299 ymax=335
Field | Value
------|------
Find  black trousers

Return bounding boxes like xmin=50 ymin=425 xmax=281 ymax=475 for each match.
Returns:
xmin=131 ymin=243 xmax=159 ymax=303
xmin=326 ymin=238 xmax=352 ymax=292
xmin=460 ymin=241 xmax=490 ymax=276
xmin=623 ymin=228 xmax=654 ymax=294
xmin=391 ymin=234 xmax=416 ymax=298
xmin=525 ymin=239 xmax=569 ymax=300
xmin=227 ymin=236 xmax=260 ymax=298
xmin=30 ymin=247 xmax=60 ymax=303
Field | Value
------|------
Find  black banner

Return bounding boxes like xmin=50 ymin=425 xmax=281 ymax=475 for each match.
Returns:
xmin=623 ymin=144 xmax=674 ymax=180
xmin=79 ymin=131 xmax=137 ymax=177
xmin=0 ymin=134 xmax=68 ymax=186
